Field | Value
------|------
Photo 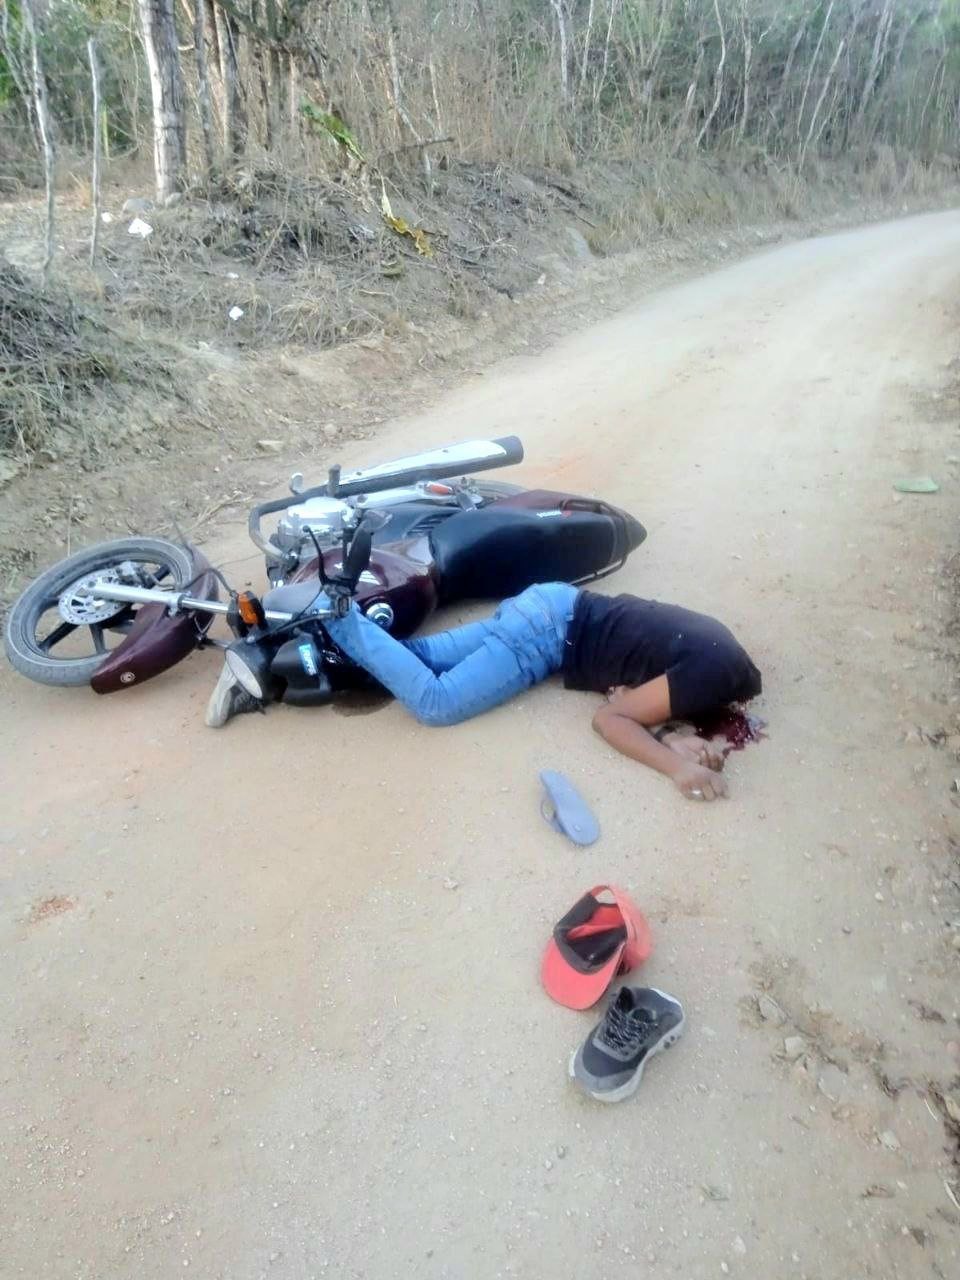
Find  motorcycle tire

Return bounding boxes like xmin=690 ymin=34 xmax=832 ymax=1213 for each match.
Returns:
xmin=4 ymin=537 xmax=195 ymax=687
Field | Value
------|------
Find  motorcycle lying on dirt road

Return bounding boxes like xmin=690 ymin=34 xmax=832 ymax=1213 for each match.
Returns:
xmin=4 ymin=435 xmax=646 ymax=708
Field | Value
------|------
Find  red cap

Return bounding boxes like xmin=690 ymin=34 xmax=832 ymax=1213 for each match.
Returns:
xmin=541 ymin=885 xmax=652 ymax=1010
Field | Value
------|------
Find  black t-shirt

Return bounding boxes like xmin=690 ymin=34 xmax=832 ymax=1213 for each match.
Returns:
xmin=561 ymin=591 xmax=762 ymax=720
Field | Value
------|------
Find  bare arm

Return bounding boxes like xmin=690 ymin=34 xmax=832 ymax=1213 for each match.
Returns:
xmin=592 ymin=675 xmax=728 ymax=800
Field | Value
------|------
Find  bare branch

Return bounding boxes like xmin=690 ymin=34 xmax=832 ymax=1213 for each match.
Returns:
xmin=87 ymin=37 xmax=102 ymax=269
xmin=21 ymin=0 xmax=55 ymax=282
xmin=796 ymin=0 xmax=834 ymax=143
xmin=695 ymin=0 xmax=727 ymax=149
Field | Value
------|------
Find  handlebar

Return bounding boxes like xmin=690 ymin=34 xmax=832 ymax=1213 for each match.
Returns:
xmin=248 ymin=434 xmax=524 ymax=559
xmin=340 ymin=520 xmax=374 ymax=592
xmin=77 ymin=580 xmax=312 ymax=623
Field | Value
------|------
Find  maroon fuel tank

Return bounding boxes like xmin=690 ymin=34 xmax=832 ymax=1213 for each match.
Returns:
xmin=90 ymin=552 xmax=220 ymax=694
xmin=291 ymin=542 xmax=438 ymax=638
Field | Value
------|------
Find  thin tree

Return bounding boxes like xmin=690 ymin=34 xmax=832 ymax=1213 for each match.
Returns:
xmin=21 ymin=0 xmax=55 ymax=282
xmin=0 ymin=1 xmax=40 ymax=152
xmin=736 ymin=0 xmax=752 ymax=143
xmin=853 ymin=0 xmax=894 ymax=137
xmin=796 ymin=0 xmax=834 ymax=142
xmin=696 ymin=0 xmax=727 ymax=149
xmin=579 ymin=0 xmax=595 ymax=94
xmin=550 ymin=0 xmax=570 ymax=103
xmin=193 ymin=0 xmax=217 ymax=177
xmin=138 ymin=0 xmax=187 ymax=200
xmin=593 ymin=0 xmax=621 ymax=107
xmin=214 ymin=2 xmax=245 ymax=158
xmin=800 ymin=36 xmax=846 ymax=166
xmin=87 ymin=37 xmax=103 ymax=268
xmin=772 ymin=10 xmax=810 ymax=136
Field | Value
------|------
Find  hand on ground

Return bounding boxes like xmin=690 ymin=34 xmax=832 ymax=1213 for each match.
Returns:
xmin=664 ymin=731 xmax=725 ymax=771
xmin=671 ymin=760 xmax=728 ymax=801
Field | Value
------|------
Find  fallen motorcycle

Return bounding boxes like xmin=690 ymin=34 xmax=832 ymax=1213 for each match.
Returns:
xmin=4 ymin=435 xmax=646 ymax=706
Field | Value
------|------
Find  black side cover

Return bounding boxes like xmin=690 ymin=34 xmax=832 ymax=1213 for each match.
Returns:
xmin=429 ymin=507 xmax=622 ymax=604
xmin=270 ymin=636 xmax=335 ymax=707
xmin=370 ymin=501 xmax=459 ymax=546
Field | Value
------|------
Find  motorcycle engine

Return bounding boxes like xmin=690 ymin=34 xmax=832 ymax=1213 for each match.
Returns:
xmin=273 ymin=482 xmax=463 ymax=570
xmin=275 ymin=495 xmax=350 ymax=566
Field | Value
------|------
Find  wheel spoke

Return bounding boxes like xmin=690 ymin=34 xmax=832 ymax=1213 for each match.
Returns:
xmin=103 ymin=606 xmax=136 ymax=634
xmin=27 ymin=552 xmax=184 ymax=668
xmin=38 ymin=621 xmax=78 ymax=653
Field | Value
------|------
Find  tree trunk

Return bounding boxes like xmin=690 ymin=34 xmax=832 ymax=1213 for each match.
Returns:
xmin=695 ymin=0 xmax=727 ymax=149
xmin=812 ymin=67 xmax=845 ymax=154
xmin=87 ymin=37 xmax=103 ymax=268
xmin=642 ymin=0 xmax=670 ymax=140
xmin=854 ymin=0 xmax=894 ymax=135
xmin=579 ymin=0 xmax=595 ymax=94
xmin=796 ymin=0 xmax=834 ymax=142
xmin=22 ymin=0 xmax=55 ymax=282
xmin=137 ymin=0 xmax=186 ymax=200
xmin=801 ymin=37 xmax=846 ymax=166
xmin=255 ymin=42 xmax=273 ymax=147
xmin=773 ymin=13 xmax=809 ymax=133
xmin=383 ymin=1 xmax=431 ymax=185
xmin=269 ymin=46 xmax=284 ymax=143
xmin=878 ymin=6 xmax=923 ymax=148
xmin=593 ymin=0 xmax=621 ymax=107
xmin=203 ymin=0 xmax=225 ymax=132
xmin=0 ymin=1 xmax=41 ymax=152
xmin=214 ymin=3 xmax=245 ymax=159
xmin=549 ymin=0 xmax=570 ymax=103
xmin=193 ymin=0 xmax=217 ymax=177
xmin=737 ymin=2 xmax=752 ymax=144
xmin=678 ymin=41 xmax=705 ymax=148
xmin=288 ymin=51 xmax=301 ymax=129
xmin=428 ymin=52 xmax=443 ymax=135
xmin=918 ymin=54 xmax=946 ymax=149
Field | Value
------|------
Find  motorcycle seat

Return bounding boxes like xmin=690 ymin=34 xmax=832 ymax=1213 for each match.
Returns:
xmin=428 ymin=502 xmax=640 ymax=603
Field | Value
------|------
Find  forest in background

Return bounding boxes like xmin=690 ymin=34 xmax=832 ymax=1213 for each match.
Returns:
xmin=3 ymin=1 xmax=960 ymax=196
xmin=3 ymin=0 xmax=960 ymax=472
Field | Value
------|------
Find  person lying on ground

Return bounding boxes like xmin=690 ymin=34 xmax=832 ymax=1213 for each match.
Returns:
xmin=207 ymin=583 xmax=761 ymax=801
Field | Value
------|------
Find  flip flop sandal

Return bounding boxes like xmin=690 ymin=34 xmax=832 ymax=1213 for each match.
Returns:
xmin=539 ymin=770 xmax=600 ymax=846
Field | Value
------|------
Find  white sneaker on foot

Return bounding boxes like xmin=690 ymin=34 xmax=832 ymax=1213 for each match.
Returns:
xmin=205 ymin=663 xmax=264 ymax=727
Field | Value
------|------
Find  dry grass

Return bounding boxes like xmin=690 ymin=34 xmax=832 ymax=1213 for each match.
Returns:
xmin=3 ymin=145 xmax=957 ymax=468
xmin=567 ymin=147 xmax=957 ymax=252
xmin=0 ymin=257 xmax=174 ymax=460
xmin=89 ymin=163 xmax=397 ymax=346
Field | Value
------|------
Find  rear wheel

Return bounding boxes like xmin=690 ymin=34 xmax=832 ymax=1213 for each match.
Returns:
xmin=4 ymin=537 xmax=195 ymax=687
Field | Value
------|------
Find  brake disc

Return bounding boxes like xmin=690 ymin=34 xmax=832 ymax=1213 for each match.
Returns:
xmin=58 ymin=568 xmax=129 ymax=625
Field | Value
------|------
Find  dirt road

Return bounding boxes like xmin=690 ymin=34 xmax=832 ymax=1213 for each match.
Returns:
xmin=3 ymin=212 xmax=960 ymax=1280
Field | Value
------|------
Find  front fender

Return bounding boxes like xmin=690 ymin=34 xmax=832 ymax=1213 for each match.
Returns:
xmin=90 ymin=550 xmax=219 ymax=694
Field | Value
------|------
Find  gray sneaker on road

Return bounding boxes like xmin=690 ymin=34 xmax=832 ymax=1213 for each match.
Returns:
xmin=570 ymin=986 xmax=685 ymax=1103
xmin=205 ymin=663 xmax=264 ymax=728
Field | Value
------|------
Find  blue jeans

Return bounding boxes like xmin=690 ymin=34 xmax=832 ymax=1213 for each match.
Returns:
xmin=324 ymin=582 xmax=580 ymax=727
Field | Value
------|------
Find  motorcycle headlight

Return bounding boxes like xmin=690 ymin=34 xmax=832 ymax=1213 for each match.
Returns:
xmin=225 ymin=641 xmax=270 ymax=699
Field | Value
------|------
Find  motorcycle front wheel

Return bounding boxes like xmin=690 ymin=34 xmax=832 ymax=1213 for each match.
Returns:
xmin=4 ymin=537 xmax=195 ymax=687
